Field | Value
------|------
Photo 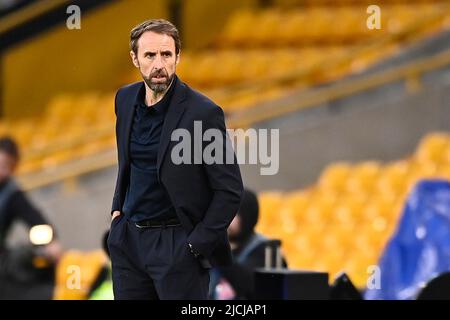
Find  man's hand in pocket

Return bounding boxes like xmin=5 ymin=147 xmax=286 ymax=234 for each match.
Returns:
xmin=111 ymin=211 xmax=121 ymax=222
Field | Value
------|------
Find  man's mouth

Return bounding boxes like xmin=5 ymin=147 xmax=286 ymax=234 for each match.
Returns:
xmin=152 ymin=74 xmax=167 ymax=82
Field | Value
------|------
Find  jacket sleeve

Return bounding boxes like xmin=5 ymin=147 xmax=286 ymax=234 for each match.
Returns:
xmin=111 ymin=89 xmax=121 ymax=214
xmin=9 ymin=190 xmax=60 ymax=240
xmin=10 ymin=191 xmax=49 ymax=228
xmin=187 ymin=105 xmax=244 ymax=257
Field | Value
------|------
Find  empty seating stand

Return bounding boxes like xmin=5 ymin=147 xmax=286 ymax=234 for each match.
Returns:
xmin=256 ymin=132 xmax=450 ymax=287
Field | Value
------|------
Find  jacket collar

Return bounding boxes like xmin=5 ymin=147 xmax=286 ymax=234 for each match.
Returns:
xmin=123 ymin=75 xmax=188 ymax=179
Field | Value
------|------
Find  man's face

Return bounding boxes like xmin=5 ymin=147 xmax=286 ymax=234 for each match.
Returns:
xmin=130 ymin=31 xmax=179 ymax=94
xmin=0 ymin=151 xmax=16 ymax=183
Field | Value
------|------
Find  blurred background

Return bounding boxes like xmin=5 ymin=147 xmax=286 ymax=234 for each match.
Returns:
xmin=1 ymin=0 xmax=450 ymax=299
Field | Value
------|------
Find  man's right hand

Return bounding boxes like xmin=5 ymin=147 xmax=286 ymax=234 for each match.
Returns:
xmin=111 ymin=211 xmax=121 ymax=222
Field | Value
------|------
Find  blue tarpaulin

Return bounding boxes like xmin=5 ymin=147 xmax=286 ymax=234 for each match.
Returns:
xmin=365 ymin=179 xmax=450 ymax=300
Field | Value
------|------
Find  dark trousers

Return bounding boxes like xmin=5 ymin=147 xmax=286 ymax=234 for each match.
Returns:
xmin=107 ymin=215 xmax=210 ymax=300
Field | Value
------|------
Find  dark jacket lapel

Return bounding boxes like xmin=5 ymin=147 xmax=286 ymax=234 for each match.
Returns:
xmin=157 ymin=77 xmax=187 ymax=179
xmin=122 ymin=83 xmax=142 ymax=163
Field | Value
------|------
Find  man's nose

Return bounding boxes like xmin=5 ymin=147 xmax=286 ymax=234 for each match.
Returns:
xmin=154 ymin=54 xmax=164 ymax=69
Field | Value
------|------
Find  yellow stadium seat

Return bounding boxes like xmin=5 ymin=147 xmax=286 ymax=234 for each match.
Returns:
xmin=251 ymin=9 xmax=283 ymax=45
xmin=288 ymin=237 xmax=316 ymax=269
xmin=346 ymin=161 xmax=381 ymax=194
xmin=256 ymin=191 xmax=284 ymax=235
xmin=278 ymin=11 xmax=306 ymax=45
xmin=333 ymin=225 xmax=355 ymax=248
xmin=332 ymin=194 xmax=366 ymax=223
xmin=219 ymin=10 xmax=255 ymax=46
xmin=376 ymin=160 xmax=410 ymax=198
xmin=318 ymin=162 xmax=352 ymax=193
xmin=415 ymin=132 xmax=450 ymax=165
xmin=437 ymin=164 xmax=450 ymax=181
xmin=302 ymin=198 xmax=334 ymax=225
xmin=285 ymin=190 xmax=311 ymax=215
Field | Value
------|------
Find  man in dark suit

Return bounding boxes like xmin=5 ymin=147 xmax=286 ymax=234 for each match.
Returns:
xmin=107 ymin=19 xmax=243 ymax=300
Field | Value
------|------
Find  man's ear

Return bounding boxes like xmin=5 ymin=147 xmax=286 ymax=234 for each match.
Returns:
xmin=176 ymin=53 xmax=180 ymax=65
xmin=130 ymin=50 xmax=139 ymax=68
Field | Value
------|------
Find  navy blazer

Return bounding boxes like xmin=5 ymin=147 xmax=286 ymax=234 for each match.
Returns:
xmin=111 ymin=76 xmax=244 ymax=266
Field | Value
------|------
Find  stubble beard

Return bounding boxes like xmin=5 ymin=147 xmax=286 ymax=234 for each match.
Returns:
xmin=143 ymin=70 xmax=175 ymax=94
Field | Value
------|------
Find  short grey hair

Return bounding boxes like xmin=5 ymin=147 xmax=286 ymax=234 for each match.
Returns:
xmin=130 ymin=19 xmax=181 ymax=55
